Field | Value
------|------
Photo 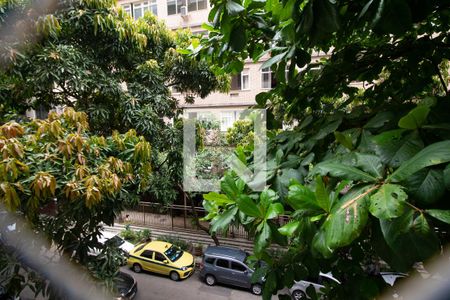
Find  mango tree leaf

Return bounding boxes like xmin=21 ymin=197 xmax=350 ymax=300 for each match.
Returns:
xmin=266 ymin=203 xmax=284 ymax=219
xmin=321 ymin=185 xmax=374 ymax=251
xmin=278 ymin=220 xmax=300 ymax=236
xmin=398 ymin=105 xmax=430 ymax=129
xmin=426 ymin=209 xmax=450 ymax=224
xmin=315 ymin=176 xmax=330 ymax=212
xmin=369 ymin=184 xmax=407 ymax=219
xmin=261 ymin=51 xmax=287 ymax=69
xmin=404 ymin=169 xmax=445 ymax=204
xmin=388 ymin=141 xmax=450 ymax=182
xmin=354 ymin=153 xmax=384 ymax=178
xmin=372 ymin=130 xmax=423 ymax=168
xmin=312 ymin=161 xmax=377 ymax=182
xmin=380 ymin=209 xmax=439 ymax=265
xmin=236 ymin=194 xmax=262 ymax=218
xmin=287 ymin=183 xmax=321 ymax=212
xmin=210 ymin=206 xmax=238 ymax=233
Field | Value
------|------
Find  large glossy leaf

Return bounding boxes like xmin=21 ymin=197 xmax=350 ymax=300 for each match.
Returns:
xmin=372 ymin=130 xmax=423 ymax=168
xmin=388 ymin=141 xmax=450 ymax=182
xmin=265 ymin=203 xmax=284 ymax=219
xmin=398 ymin=105 xmax=430 ymax=129
xmin=203 ymin=192 xmax=234 ymax=205
xmin=312 ymin=161 xmax=377 ymax=182
xmin=369 ymin=184 xmax=407 ymax=219
xmin=210 ymin=206 xmax=238 ymax=233
xmin=226 ymin=0 xmax=245 ymax=15
xmin=364 ymin=111 xmax=395 ymax=129
xmin=287 ymin=183 xmax=321 ymax=212
xmin=354 ymin=153 xmax=384 ymax=178
xmin=312 ymin=230 xmax=333 ymax=258
xmin=380 ymin=209 xmax=439 ymax=266
xmin=278 ymin=220 xmax=300 ymax=236
xmin=315 ymin=176 xmax=330 ymax=212
xmin=404 ymin=169 xmax=445 ymax=204
xmin=444 ymin=164 xmax=450 ymax=190
xmin=236 ymin=194 xmax=262 ymax=218
xmin=254 ymin=222 xmax=271 ymax=254
xmin=321 ymin=185 xmax=373 ymax=251
xmin=426 ymin=209 xmax=450 ymax=224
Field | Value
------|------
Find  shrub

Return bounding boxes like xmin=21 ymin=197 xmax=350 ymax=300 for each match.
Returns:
xmin=157 ymin=235 xmax=189 ymax=251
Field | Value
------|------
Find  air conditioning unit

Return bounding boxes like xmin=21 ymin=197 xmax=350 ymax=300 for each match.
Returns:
xmin=180 ymin=6 xmax=188 ymax=17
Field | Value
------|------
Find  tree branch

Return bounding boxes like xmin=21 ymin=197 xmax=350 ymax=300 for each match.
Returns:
xmin=177 ymin=183 xmax=220 ymax=246
xmin=434 ymin=62 xmax=449 ymax=96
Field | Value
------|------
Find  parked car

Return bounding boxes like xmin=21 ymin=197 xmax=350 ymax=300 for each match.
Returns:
xmin=127 ymin=241 xmax=195 ymax=281
xmin=113 ymin=271 xmax=138 ymax=300
xmin=289 ymin=272 xmax=340 ymax=300
xmin=89 ymin=231 xmax=135 ymax=257
xmin=199 ymin=246 xmax=264 ymax=295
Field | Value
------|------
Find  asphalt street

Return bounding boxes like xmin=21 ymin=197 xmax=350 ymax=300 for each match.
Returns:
xmin=120 ymin=266 xmax=265 ymax=300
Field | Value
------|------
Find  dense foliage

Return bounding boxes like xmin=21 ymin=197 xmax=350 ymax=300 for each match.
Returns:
xmin=0 ymin=0 xmax=225 ymax=204
xmin=196 ymin=0 xmax=450 ymax=299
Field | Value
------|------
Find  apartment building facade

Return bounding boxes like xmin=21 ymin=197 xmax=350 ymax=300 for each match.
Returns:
xmin=117 ymin=0 xmax=326 ymax=130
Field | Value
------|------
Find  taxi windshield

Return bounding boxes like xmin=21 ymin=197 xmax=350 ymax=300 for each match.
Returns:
xmin=164 ymin=245 xmax=183 ymax=262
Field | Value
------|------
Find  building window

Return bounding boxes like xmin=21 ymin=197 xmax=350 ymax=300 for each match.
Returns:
xmin=187 ymin=0 xmax=207 ymax=12
xmin=167 ymin=0 xmax=186 ymax=15
xmin=261 ymin=67 xmax=276 ymax=89
xmin=122 ymin=4 xmax=132 ymax=16
xmin=126 ymin=1 xmax=157 ymax=19
xmin=220 ymin=111 xmax=234 ymax=131
xmin=230 ymin=69 xmax=250 ymax=91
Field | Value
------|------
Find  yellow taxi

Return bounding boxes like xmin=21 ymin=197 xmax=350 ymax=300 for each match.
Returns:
xmin=127 ymin=241 xmax=195 ymax=281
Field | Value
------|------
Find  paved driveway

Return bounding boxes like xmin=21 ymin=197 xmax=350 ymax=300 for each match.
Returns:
xmin=120 ymin=266 xmax=262 ymax=300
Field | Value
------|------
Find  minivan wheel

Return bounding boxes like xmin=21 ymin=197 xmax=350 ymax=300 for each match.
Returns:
xmin=132 ymin=263 xmax=142 ymax=273
xmin=292 ymin=289 xmax=307 ymax=300
xmin=205 ymin=274 xmax=216 ymax=286
xmin=170 ymin=271 xmax=180 ymax=281
xmin=251 ymin=284 xmax=262 ymax=295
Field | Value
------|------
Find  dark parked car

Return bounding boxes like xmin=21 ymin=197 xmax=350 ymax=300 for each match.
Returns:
xmin=199 ymin=246 xmax=263 ymax=295
xmin=114 ymin=272 xmax=137 ymax=300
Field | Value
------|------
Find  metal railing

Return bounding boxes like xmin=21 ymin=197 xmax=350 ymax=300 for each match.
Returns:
xmin=119 ymin=202 xmax=252 ymax=240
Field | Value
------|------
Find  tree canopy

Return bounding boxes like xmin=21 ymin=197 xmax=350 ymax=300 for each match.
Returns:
xmin=196 ymin=1 xmax=450 ymax=299
xmin=0 ymin=0 xmax=226 ymax=203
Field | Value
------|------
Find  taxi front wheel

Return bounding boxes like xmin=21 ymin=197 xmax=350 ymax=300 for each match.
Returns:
xmin=170 ymin=271 xmax=180 ymax=281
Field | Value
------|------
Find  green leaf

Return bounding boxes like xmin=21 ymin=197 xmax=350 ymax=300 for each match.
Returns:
xmin=226 ymin=0 xmax=245 ymax=15
xmin=265 ymin=203 xmax=284 ymax=219
xmin=278 ymin=220 xmax=300 ymax=236
xmin=312 ymin=161 xmax=377 ymax=182
xmin=334 ymin=131 xmax=353 ymax=150
xmin=287 ymin=183 xmax=321 ymax=212
xmin=322 ymin=185 xmax=373 ymax=251
xmin=261 ymin=51 xmax=287 ymax=70
xmin=404 ymin=169 xmax=445 ymax=204
xmin=210 ymin=206 xmax=238 ymax=233
xmin=380 ymin=209 xmax=439 ymax=265
xmin=255 ymin=222 xmax=271 ymax=254
xmin=369 ymin=184 xmax=407 ymax=219
xmin=203 ymin=192 xmax=234 ymax=205
xmin=426 ymin=209 xmax=450 ymax=224
xmin=220 ymin=174 xmax=241 ymax=199
xmin=364 ymin=111 xmax=395 ymax=129
xmin=372 ymin=130 xmax=423 ymax=168
xmin=398 ymin=105 xmax=430 ymax=129
xmin=229 ymin=26 xmax=247 ymax=52
xmin=312 ymin=230 xmax=333 ymax=258
xmin=315 ymin=176 xmax=330 ymax=212
xmin=444 ymin=164 xmax=450 ymax=190
xmin=236 ymin=194 xmax=262 ymax=218
xmin=354 ymin=153 xmax=384 ymax=178
xmin=388 ymin=141 xmax=450 ymax=182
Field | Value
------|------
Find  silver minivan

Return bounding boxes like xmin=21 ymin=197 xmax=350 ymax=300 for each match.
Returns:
xmin=199 ymin=246 xmax=263 ymax=295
